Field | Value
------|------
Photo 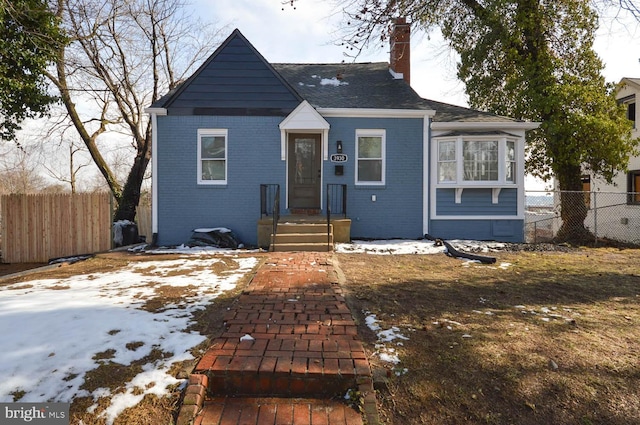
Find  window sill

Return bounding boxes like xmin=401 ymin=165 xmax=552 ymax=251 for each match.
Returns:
xmin=436 ymin=183 xmax=517 ymax=188
xmin=354 ymin=184 xmax=386 ymax=189
xmin=197 ymin=183 xmax=228 ymax=188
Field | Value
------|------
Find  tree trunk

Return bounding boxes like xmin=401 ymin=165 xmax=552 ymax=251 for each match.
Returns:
xmin=555 ymin=164 xmax=593 ymax=243
xmin=113 ymin=144 xmax=151 ymax=222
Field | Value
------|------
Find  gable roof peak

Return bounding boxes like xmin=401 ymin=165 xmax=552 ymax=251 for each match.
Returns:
xmin=151 ymin=28 xmax=302 ymax=111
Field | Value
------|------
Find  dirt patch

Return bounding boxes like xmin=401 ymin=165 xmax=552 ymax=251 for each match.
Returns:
xmin=336 ymin=248 xmax=640 ymax=425
xmin=0 ymin=262 xmax=48 ymax=278
xmin=139 ymin=284 xmax=200 ymax=312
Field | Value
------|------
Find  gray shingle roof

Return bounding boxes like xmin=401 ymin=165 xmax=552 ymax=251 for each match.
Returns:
xmin=149 ymin=29 xmax=520 ymax=123
xmin=273 ymin=62 xmax=518 ymax=123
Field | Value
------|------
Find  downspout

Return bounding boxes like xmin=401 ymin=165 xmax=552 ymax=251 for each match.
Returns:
xmin=423 ymin=112 xmax=434 ymax=236
xmin=145 ymin=107 xmax=167 ymax=246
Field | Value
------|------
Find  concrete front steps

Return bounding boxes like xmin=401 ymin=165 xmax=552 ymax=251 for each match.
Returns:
xmin=271 ymin=222 xmax=333 ymax=252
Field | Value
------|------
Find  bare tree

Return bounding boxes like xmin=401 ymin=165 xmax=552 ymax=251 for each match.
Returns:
xmin=0 ymin=144 xmax=49 ymax=194
xmin=42 ymin=133 xmax=92 ymax=193
xmin=46 ymin=0 xmax=226 ymax=220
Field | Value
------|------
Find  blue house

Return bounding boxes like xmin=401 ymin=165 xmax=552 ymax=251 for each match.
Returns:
xmin=146 ymin=24 xmax=538 ymax=249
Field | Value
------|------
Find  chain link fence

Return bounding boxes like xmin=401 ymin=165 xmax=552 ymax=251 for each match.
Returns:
xmin=525 ymin=190 xmax=640 ymax=245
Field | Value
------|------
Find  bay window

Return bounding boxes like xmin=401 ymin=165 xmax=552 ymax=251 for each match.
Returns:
xmin=436 ymin=136 xmax=518 ymax=185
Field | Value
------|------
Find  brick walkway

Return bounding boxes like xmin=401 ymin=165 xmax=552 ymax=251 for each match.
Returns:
xmin=176 ymin=252 xmax=378 ymax=425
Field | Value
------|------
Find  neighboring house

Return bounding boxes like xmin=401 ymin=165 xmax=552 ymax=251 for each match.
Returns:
xmin=572 ymin=77 xmax=640 ymax=243
xmin=613 ymin=78 xmax=640 ymax=200
xmin=146 ymin=23 xmax=538 ymax=249
xmin=584 ymin=78 xmax=640 ymax=197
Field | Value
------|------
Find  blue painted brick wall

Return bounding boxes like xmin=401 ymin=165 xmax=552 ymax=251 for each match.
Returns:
xmin=156 ymin=113 xmax=523 ymax=245
xmin=436 ymin=188 xmax=518 ymax=216
xmin=429 ymin=219 xmax=524 ymax=242
xmin=156 ymin=115 xmax=285 ymax=246
xmin=156 ymin=115 xmax=428 ymax=245
xmin=324 ymin=117 xmax=425 ymax=240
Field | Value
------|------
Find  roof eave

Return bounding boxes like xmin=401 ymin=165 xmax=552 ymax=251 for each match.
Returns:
xmin=317 ymin=108 xmax=436 ymax=118
xmin=145 ymin=107 xmax=168 ymax=116
xmin=431 ymin=121 xmax=540 ymax=131
xmin=619 ymin=77 xmax=640 ymax=90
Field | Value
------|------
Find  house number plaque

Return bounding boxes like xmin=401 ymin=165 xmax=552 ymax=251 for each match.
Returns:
xmin=330 ymin=154 xmax=348 ymax=163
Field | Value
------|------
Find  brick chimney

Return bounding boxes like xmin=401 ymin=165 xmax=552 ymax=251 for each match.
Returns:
xmin=390 ymin=17 xmax=411 ymax=85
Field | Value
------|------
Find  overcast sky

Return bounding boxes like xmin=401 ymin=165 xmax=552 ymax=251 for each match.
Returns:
xmin=195 ymin=0 xmax=640 ymax=107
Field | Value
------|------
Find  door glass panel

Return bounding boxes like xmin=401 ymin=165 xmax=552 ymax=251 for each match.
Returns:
xmin=294 ymin=138 xmax=316 ymax=184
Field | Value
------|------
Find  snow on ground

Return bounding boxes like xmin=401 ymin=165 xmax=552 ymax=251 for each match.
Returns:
xmin=0 ymin=255 xmax=258 ymax=424
xmin=335 ymin=239 xmax=506 ymax=255
xmin=0 ymin=238 xmax=513 ymax=423
xmin=364 ymin=311 xmax=412 ymax=375
xmin=335 ymin=239 xmax=512 ymax=269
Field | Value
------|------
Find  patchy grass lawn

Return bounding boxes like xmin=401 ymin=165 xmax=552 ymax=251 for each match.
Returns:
xmin=0 ymin=252 xmax=259 ymax=425
xmin=2 ymin=246 xmax=639 ymax=425
xmin=336 ymin=248 xmax=640 ymax=425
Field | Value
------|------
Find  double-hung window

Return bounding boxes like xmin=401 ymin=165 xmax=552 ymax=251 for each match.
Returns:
xmin=198 ymin=129 xmax=227 ymax=185
xmin=505 ymin=140 xmax=516 ymax=183
xmin=620 ymin=94 xmax=636 ymax=129
xmin=438 ymin=140 xmax=456 ymax=182
xmin=356 ymin=129 xmax=385 ymax=185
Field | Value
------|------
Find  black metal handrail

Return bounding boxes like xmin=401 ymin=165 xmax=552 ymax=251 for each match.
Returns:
xmin=260 ymin=184 xmax=280 ymax=249
xmin=326 ymin=184 xmax=347 ymax=246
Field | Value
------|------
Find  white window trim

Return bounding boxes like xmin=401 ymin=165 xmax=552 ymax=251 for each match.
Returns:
xmin=355 ymin=129 xmax=386 ymax=186
xmin=435 ymin=136 xmax=519 ymax=187
xmin=197 ymin=128 xmax=228 ymax=185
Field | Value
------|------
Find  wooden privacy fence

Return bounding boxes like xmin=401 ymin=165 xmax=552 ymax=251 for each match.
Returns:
xmin=0 ymin=193 xmax=112 ymax=263
xmin=136 ymin=205 xmax=151 ymax=243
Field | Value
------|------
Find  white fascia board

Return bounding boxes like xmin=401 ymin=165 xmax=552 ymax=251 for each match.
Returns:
xmin=431 ymin=121 xmax=539 ymax=131
xmin=150 ymin=112 xmax=160 ymax=234
xmin=318 ymin=108 xmax=436 ymax=118
xmin=145 ymin=108 xmax=166 ymax=235
xmin=145 ymin=107 xmax=168 ymax=116
xmin=431 ymin=214 xmax=525 ymax=220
